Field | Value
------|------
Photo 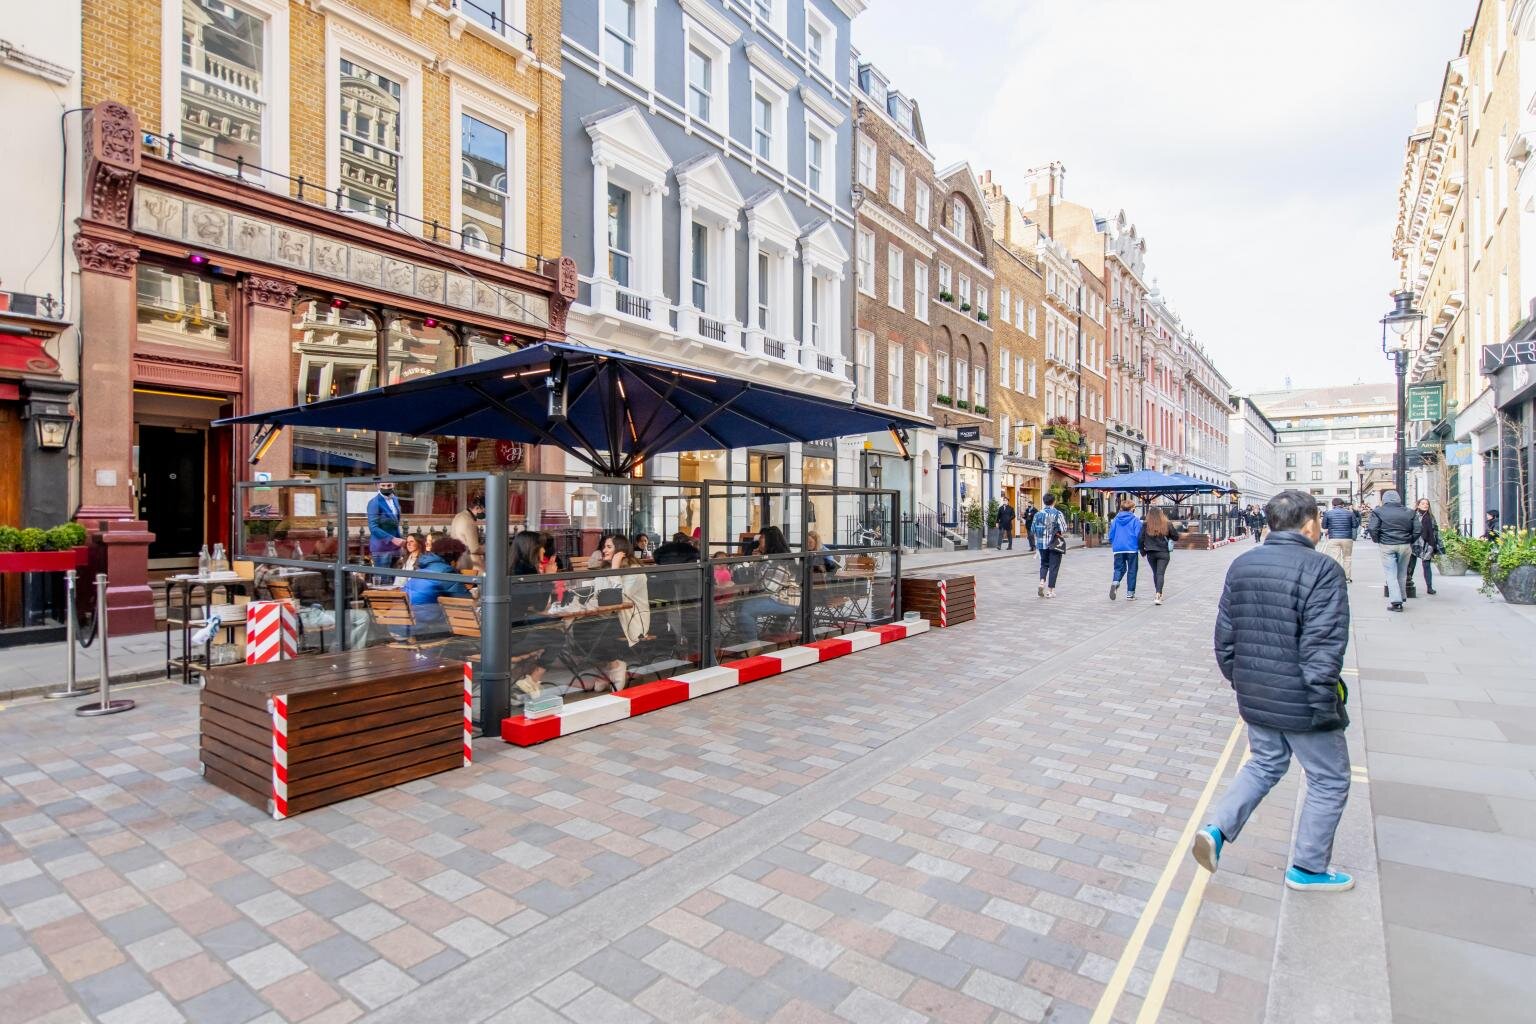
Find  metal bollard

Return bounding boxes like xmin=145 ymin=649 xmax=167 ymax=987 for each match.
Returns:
xmin=76 ymin=573 xmax=134 ymax=717
xmin=46 ymin=570 xmax=93 ymax=699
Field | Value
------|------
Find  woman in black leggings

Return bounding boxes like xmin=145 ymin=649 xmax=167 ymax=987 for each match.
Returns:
xmin=1139 ymin=507 xmax=1183 ymax=606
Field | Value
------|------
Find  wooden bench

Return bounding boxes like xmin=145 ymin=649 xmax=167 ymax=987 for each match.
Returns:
xmin=201 ymin=647 xmax=464 ymax=818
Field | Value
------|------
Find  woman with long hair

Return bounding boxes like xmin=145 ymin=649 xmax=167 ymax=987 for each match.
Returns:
xmin=734 ymin=525 xmax=802 ymax=639
xmin=402 ymin=536 xmax=471 ymax=630
xmin=398 ymin=532 xmax=427 ymax=574
xmin=507 ymin=531 xmax=563 ymax=698
xmin=1407 ymin=497 xmax=1441 ymax=595
xmin=1139 ymin=507 xmax=1183 ymax=606
xmin=577 ymin=534 xmax=652 ymax=691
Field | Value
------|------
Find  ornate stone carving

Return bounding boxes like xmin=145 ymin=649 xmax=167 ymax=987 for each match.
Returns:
xmin=85 ymin=103 xmax=140 ymax=228
xmin=557 ymin=257 xmax=579 ymax=300
xmin=73 ymin=235 xmax=139 ymax=278
xmin=244 ymin=275 xmax=298 ymax=309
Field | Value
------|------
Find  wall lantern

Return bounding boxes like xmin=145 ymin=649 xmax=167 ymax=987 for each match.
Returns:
xmin=29 ymin=401 xmax=74 ymax=450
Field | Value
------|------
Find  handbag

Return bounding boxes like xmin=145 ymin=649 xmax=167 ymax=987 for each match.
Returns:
xmin=1047 ymin=513 xmax=1068 ymax=554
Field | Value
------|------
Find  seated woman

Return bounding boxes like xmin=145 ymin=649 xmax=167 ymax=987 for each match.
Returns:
xmin=734 ymin=525 xmax=802 ymax=641
xmin=805 ymin=530 xmax=840 ymax=574
xmin=398 ymin=532 xmax=428 ymax=574
xmin=508 ymin=531 xmax=565 ymax=697
xmin=575 ymin=535 xmax=651 ymax=691
xmin=402 ymin=536 xmax=471 ymax=633
xmin=631 ymin=532 xmax=654 ymax=562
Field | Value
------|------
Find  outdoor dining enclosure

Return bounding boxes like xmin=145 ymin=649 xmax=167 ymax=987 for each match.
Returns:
xmin=233 ymin=470 xmax=904 ymax=737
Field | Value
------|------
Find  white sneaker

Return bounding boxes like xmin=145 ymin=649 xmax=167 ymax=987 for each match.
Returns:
xmin=1155 ymin=594 xmax=1163 ymax=605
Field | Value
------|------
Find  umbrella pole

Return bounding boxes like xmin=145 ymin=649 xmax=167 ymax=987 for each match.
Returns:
xmin=479 ymin=472 xmax=511 ymax=736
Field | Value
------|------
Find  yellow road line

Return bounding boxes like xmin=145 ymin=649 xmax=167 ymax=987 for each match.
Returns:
xmin=1135 ymin=745 xmax=1254 ymax=1022
xmin=1088 ymin=719 xmax=1245 ymax=1024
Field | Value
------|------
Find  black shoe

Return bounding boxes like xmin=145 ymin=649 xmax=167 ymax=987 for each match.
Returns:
xmin=1388 ymin=602 xmax=1404 ymax=612
xmin=1426 ymin=588 xmax=1437 ymax=595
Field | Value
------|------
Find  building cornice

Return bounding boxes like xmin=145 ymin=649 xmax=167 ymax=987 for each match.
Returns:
xmin=859 ymin=201 xmax=935 ymax=259
xmin=680 ymin=0 xmax=743 ymax=44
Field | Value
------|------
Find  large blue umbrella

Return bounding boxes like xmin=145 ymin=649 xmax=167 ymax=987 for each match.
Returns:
xmin=218 ymin=341 xmax=928 ymax=476
xmin=1072 ymin=469 xmax=1201 ymax=498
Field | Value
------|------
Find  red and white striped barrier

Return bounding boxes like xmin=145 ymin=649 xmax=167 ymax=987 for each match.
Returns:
xmin=462 ymin=663 xmax=474 ymax=766
xmin=501 ymin=618 xmax=930 ymax=747
xmin=246 ymin=600 xmax=297 ymax=665
xmin=268 ymin=694 xmax=289 ymax=819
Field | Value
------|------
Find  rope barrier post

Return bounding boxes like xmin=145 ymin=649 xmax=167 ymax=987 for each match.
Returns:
xmin=46 ymin=570 xmax=92 ymax=699
xmin=76 ymin=573 xmax=134 ymax=717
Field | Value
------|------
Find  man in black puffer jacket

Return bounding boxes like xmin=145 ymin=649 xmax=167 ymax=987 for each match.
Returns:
xmin=1191 ymin=489 xmax=1355 ymax=893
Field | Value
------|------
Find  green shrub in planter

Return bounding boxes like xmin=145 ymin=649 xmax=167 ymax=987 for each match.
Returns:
xmin=964 ymin=500 xmax=984 ymax=531
xmin=0 ymin=525 xmax=18 ymax=553
xmin=17 ymin=528 xmax=47 ymax=552
xmin=1482 ymin=529 xmax=1536 ymax=601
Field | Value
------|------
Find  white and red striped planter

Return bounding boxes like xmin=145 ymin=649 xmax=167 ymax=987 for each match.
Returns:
xmin=501 ymin=619 xmax=931 ymax=747
xmin=246 ymin=600 xmax=297 ymax=665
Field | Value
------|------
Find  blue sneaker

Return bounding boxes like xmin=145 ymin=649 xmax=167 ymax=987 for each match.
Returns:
xmin=1191 ymin=826 xmax=1223 ymax=873
xmin=1285 ymin=866 xmax=1354 ymax=892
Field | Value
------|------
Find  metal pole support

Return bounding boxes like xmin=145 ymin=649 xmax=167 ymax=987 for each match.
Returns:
xmin=46 ymin=570 xmax=92 ymax=699
xmin=77 ymin=573 xmax=134 ymax=717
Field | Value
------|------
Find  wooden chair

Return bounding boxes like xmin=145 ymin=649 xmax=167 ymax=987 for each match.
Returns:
xmin=363 ymin=589 xmax=422 ymax=647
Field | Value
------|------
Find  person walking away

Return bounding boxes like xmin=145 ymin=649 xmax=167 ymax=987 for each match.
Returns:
xmin=1139 ymin=507 xmax=1183 ymax=605
xmin=1022 ymin=501 xmax=1038 ymax=552
xmin=367 ymin=480 xmax=405 ymax=569
xmin=1193 ymin=489 xmax=1354 ymax=892
xmin=1367 ymin=490 xmax=1416 ymax=611
xmin=449 ymin=492 xmax=486 ymax=571
xmin=1247 ymin=506 xmax=1265 ymax=544
xmin=1406 ymin=498 xmax=1441 ymax=595
xmin=1032 ymin=493 xmax=1069 ymax=598
xmin=996 ymin=499 xmax=1016 ymax=550
xmin=1107 ymin=498 xmax=1143 ymax=600
xmin=1319 ymin=497 xmax=1359 ymax=582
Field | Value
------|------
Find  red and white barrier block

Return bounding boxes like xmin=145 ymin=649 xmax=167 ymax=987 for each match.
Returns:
xmin=462 ymin=663 xmax=474 ymax=766
xmin=502 ymin=618 xmax=931 ymax=747
xmin=246 ymin=600 xmax=297 ymax=665
xmin=268 ymin=694 xmax=289 ymax=819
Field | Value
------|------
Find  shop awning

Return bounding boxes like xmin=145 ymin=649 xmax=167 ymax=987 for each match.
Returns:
xmin=1050 ymin=464 xmax=1087 ymax=483
xmin=220 ymin=341 xmax=930 ymax=477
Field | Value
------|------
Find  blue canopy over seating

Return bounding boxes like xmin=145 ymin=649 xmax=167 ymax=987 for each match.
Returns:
xmin=218 ymin=341 xmax=929 ymax=476
xmin=1072 ymin=469 xmax=1236 ymax=503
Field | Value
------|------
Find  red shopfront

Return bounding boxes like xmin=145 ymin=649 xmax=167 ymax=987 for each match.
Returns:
xmin=72 ymin=103 xmax=572 ymax=634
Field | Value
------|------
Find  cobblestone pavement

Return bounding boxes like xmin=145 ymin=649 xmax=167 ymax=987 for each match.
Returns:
xmin=1 ymin=544 xmax=1319 ymax=1023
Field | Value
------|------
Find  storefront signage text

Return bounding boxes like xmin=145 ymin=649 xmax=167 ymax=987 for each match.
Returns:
xmin=955 ymin=425 xmax=981 ymax=442
xmin=1406 ymin=382 xmax=1444 ymax=422
xmin=1482 ymin=339 xmax=1536 ymax=373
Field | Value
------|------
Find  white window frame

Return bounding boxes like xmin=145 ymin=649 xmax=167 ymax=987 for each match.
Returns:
xmin=805 ymin=114 xmax=834 ymax=203
xmin=888 ymin=158 xmax=906 ymax=212
xmin=955 ymin=358 xmax=969 ymax=403
xmin=448 ymin=77 xmax=530 ymax=262
xmin=324 ymin=18 xmax=425 ymax=225
xmin=977 ymin=285 xmax=989 ymax=317
xmin=1028 ymin=359 xmax=1037 ymax=397
xmin=601 ymin=0 xmax=657 ymax=90
xmin=958 ymin=275 xmax=971 ymax=308
xmin=1028 ymin=305 xmax=1037 ymax=337
xmin=914 ymin=352 xmax=929 ymax=409
xmin=1001 ymin=414 xmax=1012 ymax=456
xmin=1014 ymin=354 xmax=1024 ymax=392
xmin=803 ymin=2 xmax=836 ymax=78
xmin=914 ymin=180 xmax=930 ymax=229
xmin=856 ymin=227 xmax=876 ymax=296
xmin=751 ymin=0 xmax=788 ymax=40
xmin=935 ymin=352 xmax=949 ymax=399
xmin=856 ymin=133 xmax=877 ymax=189
xmin=749 ymin=73 xmax=789 ymax=172
xmin=681 ymin=9 xmax=734 ymax=136
xmin=951 ymin=195 xmax=969 ymax=242
xmin=974 ymin=366 xmax=986 ymax=409
xmin=999 ymin=288 xmax=1010 ymax=324
xmin=856 ymin=330 xmax=876 ymax=402
xmin=887 ymin=244 xmax=904 ymax=310
xmin=913 ymin=261 xmax=929 ymax=322
xmin=938 ymin=263 xmax=952 ymax=297
xmin=888 ymin=343 xmax=904 ymax=410
xmin=163 ymin=0 xmax=291 ymax=185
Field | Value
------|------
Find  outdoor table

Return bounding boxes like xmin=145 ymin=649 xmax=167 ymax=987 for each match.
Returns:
xmin=164 ymin=573 xmax=249 ymax=685
xmin=545 ymin=601 xmax=636 ymax=691
xmin=201 ymin=646 xmax=465 ymax=818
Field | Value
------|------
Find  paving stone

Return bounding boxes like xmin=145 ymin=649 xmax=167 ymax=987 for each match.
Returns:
xmin=339 ymin=959 xmax=419 ymax=1010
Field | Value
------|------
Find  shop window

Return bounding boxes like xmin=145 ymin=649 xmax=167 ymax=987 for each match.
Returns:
xmin=135 ymin=262 xmax=235 ymax=359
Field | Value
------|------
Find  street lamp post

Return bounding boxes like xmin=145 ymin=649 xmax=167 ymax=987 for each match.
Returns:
xmin=1380 ymin=290 xmax=1425 ymax=501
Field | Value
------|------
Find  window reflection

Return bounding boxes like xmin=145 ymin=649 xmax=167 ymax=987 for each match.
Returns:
xmin=135 ymin=262 xmax=234 ymax=358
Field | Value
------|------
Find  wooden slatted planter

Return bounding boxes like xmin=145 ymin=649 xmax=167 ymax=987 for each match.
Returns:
xmin=900 ymin=573 xmax=976 ymax=627
xmin=201 ymin=647 xmax=466 ymax=818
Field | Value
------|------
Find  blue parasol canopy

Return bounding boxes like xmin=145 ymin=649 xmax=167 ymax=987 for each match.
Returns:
xmin=217 ymin=341 xmax=928 ymax=476
xmin=1073 ymin=470 xmax=1237 ymax=503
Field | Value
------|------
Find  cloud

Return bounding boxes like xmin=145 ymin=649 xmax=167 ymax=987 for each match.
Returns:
xmin=855 ymin=0 xmax=1474 ymax=391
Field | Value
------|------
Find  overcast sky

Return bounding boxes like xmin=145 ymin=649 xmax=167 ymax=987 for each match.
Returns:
xmin=854 ymin=0 xmax=1474 ymax=394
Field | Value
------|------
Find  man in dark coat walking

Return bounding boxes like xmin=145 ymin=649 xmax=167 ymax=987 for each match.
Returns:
xmin=1021 ymin=501 xmax=1038 ymax=551
xmin=996 ymin=499 xmax=1016 ymax=550
xmin=1192 ymin=490 xmax=1355 ymax=893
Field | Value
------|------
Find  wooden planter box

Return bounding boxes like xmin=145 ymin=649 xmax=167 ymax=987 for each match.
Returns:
xmin=0 ymin=547 xmax=88 ymax=573
xmin=201 ymin=647 xmax=466 ymax=818
xmin=901 ymin=573 xmax=975 ymax=627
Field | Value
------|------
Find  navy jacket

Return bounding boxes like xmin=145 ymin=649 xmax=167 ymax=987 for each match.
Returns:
xmin=1320 ymin=506 xmax=1359 ymax=540
xmin=1214 ymin=531 xmax=1350 ymax=732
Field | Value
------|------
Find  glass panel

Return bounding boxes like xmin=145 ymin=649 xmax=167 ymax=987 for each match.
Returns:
xmin=807 ymin=132 xmax=822 ymax=192
xmin=691 ymin=222 xmax=708 ymax=309
xmin=338 ymin=58 xmax=402 ymax=217
xmin=291 ymin=298 xmax=379 ymax=479
xmin=753 ymin=94 xmax=772 ymax=159
xmin=179 ymin=0 xmax=265 ymax=167
xmin=603 ymin=0 xmax=636 ymax=74
xmin=135 ymin=262 xmax=235 ymax=358
xmin=687 ymin=46 xmax=711 ymax=120
xmin=607 ymin=184 xmax=631 ymax=286
xmin=461 ymin=114 xmax=509 ymax=253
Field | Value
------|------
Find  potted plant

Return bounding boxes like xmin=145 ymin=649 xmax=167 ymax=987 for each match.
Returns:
xmin=985 ymin=499 xmax=1002 ymax=548
xmin=1483 ymin=528 xmax=1536 ymax=604
xmin=1081 ymin=509 xmax=1104 ymax=547
xmin=977 ymin=311 xmax=989 ymax=322
xmin=956 ymin=399 xmax=970 ymax=410
xmin=935 ymin=394 xmax=953 ymax=406
xmin=960 ymin=301 xmax=972 ymax=312
xmin=0 ymin=521 xmax=89 ymax=572
xmin=963 ymin=500 xmax=983 ymax=550
xmin=939 ymin=290 xmax=954 ymax=303
xmin=1436 ymin=531 xmax=1478 ymax=577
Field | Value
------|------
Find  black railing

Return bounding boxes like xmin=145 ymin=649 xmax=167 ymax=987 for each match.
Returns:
xmin=699 ymin=316 xmax=727 ymax=342
xmin=616 ymin=291 xmax=652 ymax=319
xmin=143 ymin=130 xmax=546 ymax=273
xmin=454 ymin=0 xmax=535 ymax=50
xmin=764 ymin=338 xmax=787 ymax=359
xmin=817 ymin=355 xmax=834 ymax=372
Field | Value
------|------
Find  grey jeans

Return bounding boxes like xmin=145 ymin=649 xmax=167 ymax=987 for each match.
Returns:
xmin=1207 ymin=724 xmax=1350 ymax=874
xmin=1379 ymin=543 xmax=1412 ymax=603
